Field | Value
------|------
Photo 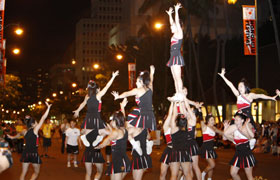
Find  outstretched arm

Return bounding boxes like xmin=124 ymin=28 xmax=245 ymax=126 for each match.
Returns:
xmin=149 ymin=65 xmax=155 ymax=91
xmin=111 ymin=88 xmax=138 ymax=100
xmin=249 ymin=93 xmax=277 ymax=101
xmin=163 ymin=102 xmax=174 ymax=132
xmin=184 ymin=97 xmax=196 ymax=127
xmin=96 ymin=130 xmax=118 ymax=149
xmin=96 ymin=71 xmax=119 ymax=100
xmin=174 ymin=3 xmax=183 ymax=37
xmin=73 ymin=95 xmax=89 ymax=118
xmin=166 ymin=7 xmax=174 ymax=26
xmin=34 ymin=102 xmax=52 ymax=134
xmin=218 ymin=68 xmax=239 ymax=97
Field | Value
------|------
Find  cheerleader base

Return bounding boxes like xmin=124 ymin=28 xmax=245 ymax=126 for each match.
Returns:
xmin=199 ymin=140 xmax=217 ymax=159
xmin=230 ymin=142 xmax=257 ymax=168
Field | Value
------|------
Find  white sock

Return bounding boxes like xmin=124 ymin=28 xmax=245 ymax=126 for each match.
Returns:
xmin=207 ymin=178 xmax=212 ymax=180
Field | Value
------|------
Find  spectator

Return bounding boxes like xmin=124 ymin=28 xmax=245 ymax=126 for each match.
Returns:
xmin=60 ymin=118 xmax=69 ymax=154
xmin=15 ymin=119 xmax=25 ymax=153
xmin=42 ymin=119 xmax=53 ymax=157
xmin=65 ymin=120 xmax=81 ymax=167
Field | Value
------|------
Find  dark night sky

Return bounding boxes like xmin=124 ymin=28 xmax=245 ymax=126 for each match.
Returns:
xmin=4 ymin=0 xmax=91 ymax=75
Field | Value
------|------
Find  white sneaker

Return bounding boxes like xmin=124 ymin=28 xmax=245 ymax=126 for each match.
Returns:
xmin=67 ymin=162 xmax=71 ymax=168
xmin=74 ymin=161 xmax=78 ymax=168
xmin=202 ymin=171 xmax=206 ymax=180
xmin=80 ymin=135 xmax=90 ymax=147
xmin=146 ymin=140 xmax=153 ymax=155
xmin=249 ymin=138 xmax=256 ymax=150
xmin=92 ymin=135 xmax=104 ymax=147
xmin=133 ymin=141 xmax=143 ymax=156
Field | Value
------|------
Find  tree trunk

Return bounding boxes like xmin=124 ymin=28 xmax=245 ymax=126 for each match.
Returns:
xmin=268 ymin=0 xmax=280 ymax=64
xmin=213 ymin=38 xmax=221 ymax=122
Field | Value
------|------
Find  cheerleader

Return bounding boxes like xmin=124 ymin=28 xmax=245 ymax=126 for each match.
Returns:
xmin=166 ymin=3 xmax=185 ymax=101
xmin=8 ymin=102 xmax=51 ymax=180
xmin=218 ymin=68 xmax=278 ymax=131
xmin=111 ymin=65 xmax=156 ymax=131
xmin=159 ymin=102 xmax=174 ymax=180
xmin=118 ymin=104 xmax=152 ymax=180
xmin=185 ymin=108 xmax=202 ymax=180
xmin=95 ymin=99 xmax=131 ymax=180
xmin=200 ymin=114 xmax=224 ymax=180
xmin=224 ymin=111 xmax=256 ymax=180
xmin=169 ymin=98 xmax=196 ymax=180
xmin=73 ymin=71 xmax=119 ymax=146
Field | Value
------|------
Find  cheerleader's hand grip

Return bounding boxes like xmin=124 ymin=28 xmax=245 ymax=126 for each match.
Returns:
xmin=129 ymin=139 xmax=142 ymax=156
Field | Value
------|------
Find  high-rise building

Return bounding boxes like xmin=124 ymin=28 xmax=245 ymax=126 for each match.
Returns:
xmin=75 ymin=0 xmax=126 ymax=87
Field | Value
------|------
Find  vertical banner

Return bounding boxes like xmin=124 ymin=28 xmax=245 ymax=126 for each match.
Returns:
xmin=242 ymin=5 xmax=256 ymax=55
xmin=128 ymin=63 xmax=136 ymax=90
xmin=0 ymin=0 xmax=5 ymax=84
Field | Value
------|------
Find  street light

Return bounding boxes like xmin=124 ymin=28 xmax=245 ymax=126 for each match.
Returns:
xmin=154 ymin=22 xmax=163 ymax=30
xmin=72 ymin=83 xmax=77 ymax=88
xmin=228 ymin=0 xmax=237 ymax=4
xmin=93 ymin=63 xmax=100 ymax=70
xmin=14 ymin=28 xmax=23 ymax=36
xmin=12 ymin=48 xmax=20 ymax=55
xmin=116 ymin=54 xmax=123 ymax=61
xmin=59 ymin=91 xmax=63 ymax=95
xmin=46 ymin=98 xmax=50 ymax=102
xmin=52 ymin=93 xmax=57 ymax=97
xmin=38 ymin=101 xmax=42 ymax=105
xmin=71 ymin=59 xmax=76 ymax=65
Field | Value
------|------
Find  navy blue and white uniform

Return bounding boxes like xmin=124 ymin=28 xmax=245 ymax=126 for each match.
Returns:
xmin=166 ymin=37 xmax=185 ymax=67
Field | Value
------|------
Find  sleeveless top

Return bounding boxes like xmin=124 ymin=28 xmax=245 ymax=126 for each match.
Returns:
xmin=87 ymin=95 xmax=102 ymax=113
xmin=187 ymin=126 xmax=195 ymax=140
xmin=133 ymin=130 xmax=148 ymax=155
xmin=111 ymin=129 xmax=128 ymax=155
xmin=233 ymin=130 xmax=249 ymax=145
xmin=203 ymin=127 xmax=216 ymax=142
xmin=170 ymin=37 xmax=183 ymax=53
xmin=135 ymin=89 xmax=153 ymax=112
xmin=24 ymin=128 xmax=39 ymax=152
xmin=171 ymin=130 xmax=188 ymax=150
xmin=237 ymin=95 xmax=251 ymax=111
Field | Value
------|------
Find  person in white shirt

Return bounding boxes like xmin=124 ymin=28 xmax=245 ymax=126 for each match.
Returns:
xmin=65 ymin=120 xmax=81 ymax=168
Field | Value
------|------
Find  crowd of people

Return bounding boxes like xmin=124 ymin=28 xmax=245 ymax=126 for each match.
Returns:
xmin=1 ymin=3 xmax=280 ymax=180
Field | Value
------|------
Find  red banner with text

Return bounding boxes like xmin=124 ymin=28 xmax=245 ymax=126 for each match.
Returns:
xmin=242 ymin=5 xmax=256 ymax=56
